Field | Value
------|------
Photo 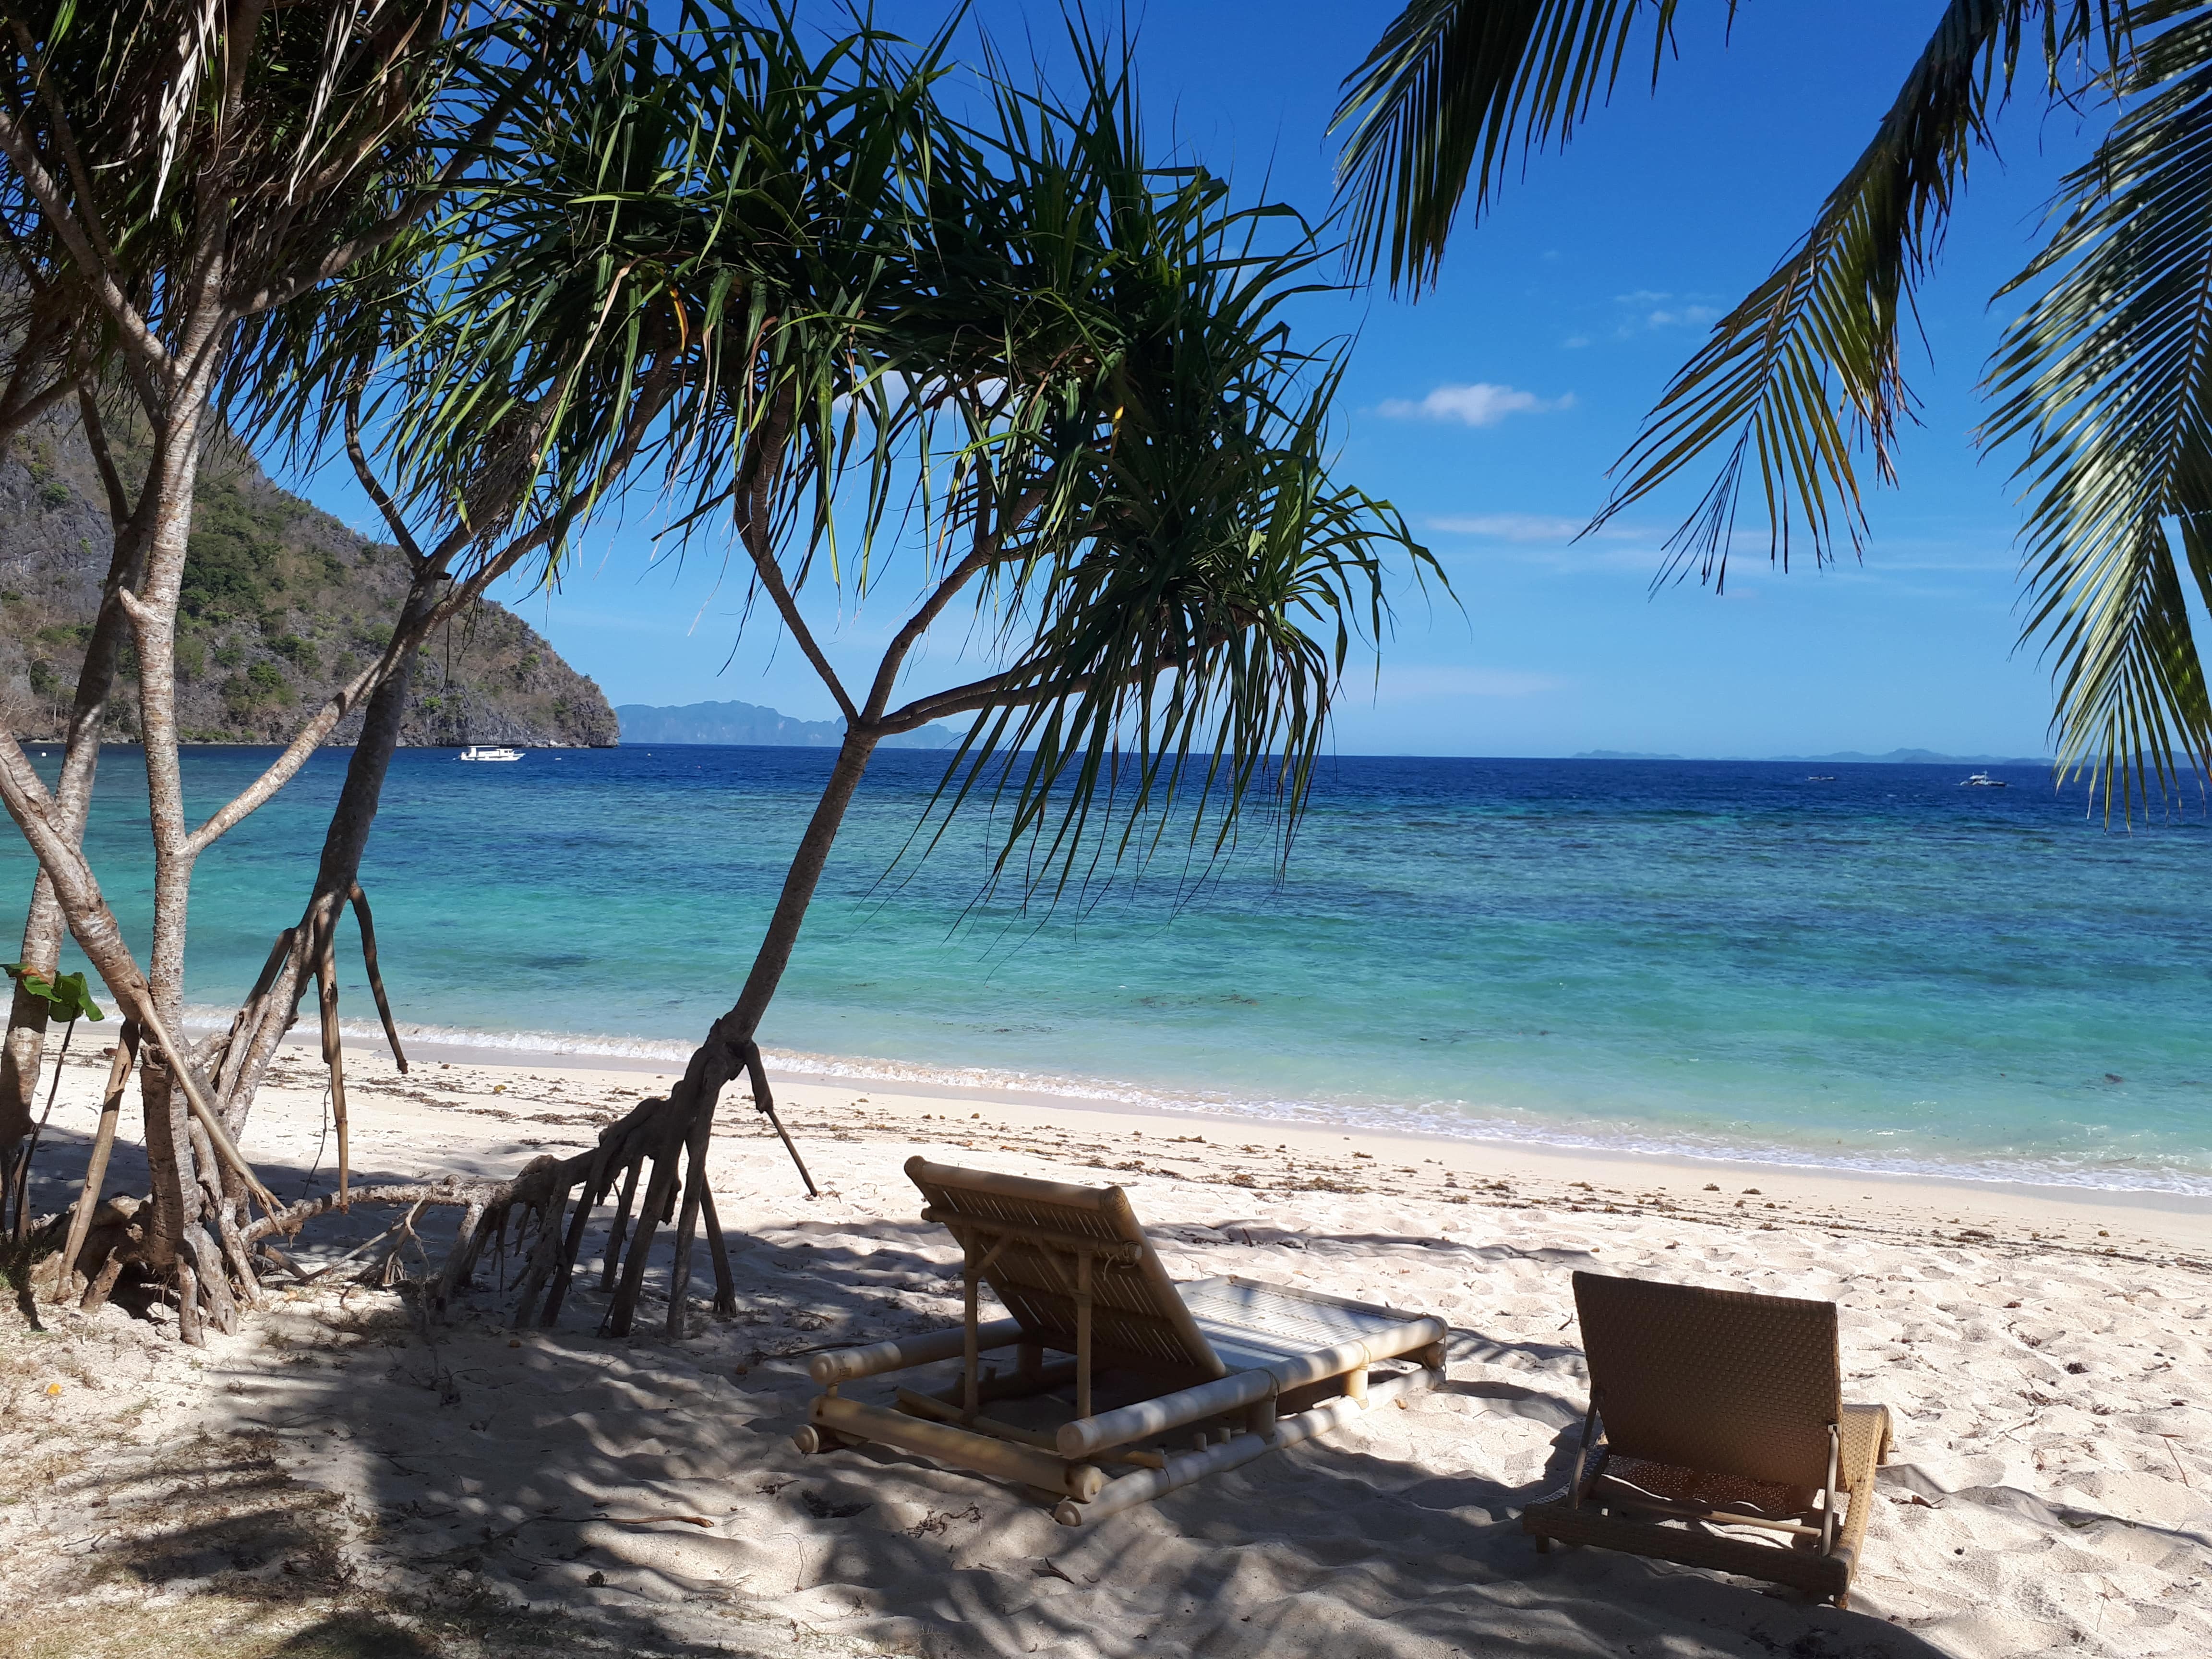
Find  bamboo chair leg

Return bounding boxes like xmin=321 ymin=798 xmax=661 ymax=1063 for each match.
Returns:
xmin=962 ymin=1238 xmax=982 ymax=1419
xmin=1075 ymin=1250 xmax=1093 ymax=1422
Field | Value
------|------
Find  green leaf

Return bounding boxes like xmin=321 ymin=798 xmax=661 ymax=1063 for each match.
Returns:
xmin=3 ymin=962 xmax=102 ymax=1020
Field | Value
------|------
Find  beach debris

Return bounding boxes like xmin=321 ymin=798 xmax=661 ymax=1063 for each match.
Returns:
xmin=1704 ymin=1183 xmax=1720 ymax=1191
xmin=1743 ymin=1188 xmax=1762 ymax=1195
xmin=905 ymin=1505 xmax=982 ymax=1539
xmin=800 ymin=1491 xmax=872 ymax=1520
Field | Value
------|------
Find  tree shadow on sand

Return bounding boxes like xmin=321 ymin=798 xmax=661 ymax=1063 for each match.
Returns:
xmin=14 ymin=1143 xmax=1984 ymax=1659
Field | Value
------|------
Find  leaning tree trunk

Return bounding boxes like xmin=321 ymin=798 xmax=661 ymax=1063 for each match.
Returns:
xmin=0 ymin=486 xmax=152 ymax=1165
xmin=35 ymin=567 xmax=442 ymax=1315
xmin=510 ymin=726 xmax=881 ymax=1339
xmin=205 ymin=567 xmax=440 ymax=1147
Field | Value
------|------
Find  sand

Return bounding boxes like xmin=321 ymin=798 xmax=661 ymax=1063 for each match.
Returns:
xmin=3 ymin=1039 xmax=2209 ymax=1659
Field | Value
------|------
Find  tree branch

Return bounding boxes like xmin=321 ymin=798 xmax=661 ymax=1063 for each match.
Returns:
xmin=76 ymin=385 xmax=130 ymax=527
xmin=181 ymin=365 xmax=678 ymax=858
xmin=0 ymin=107 xmax=168 ymax=375
xmin=0 ymin=728 xmax=275 ymax=1209
xmin=736 ymin=398 xmax=858 ymax=724
xmin=858 ymin=484 xmax=1051 ymax=723
xmin=231 ymin=41 xmax=552 ymax=319
xmin=347 ymin=392 xmax=428 ymax=565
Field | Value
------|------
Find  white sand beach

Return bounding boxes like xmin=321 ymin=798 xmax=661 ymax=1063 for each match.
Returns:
xmin=5 ymin=1040 xmax=2209 ymax=1658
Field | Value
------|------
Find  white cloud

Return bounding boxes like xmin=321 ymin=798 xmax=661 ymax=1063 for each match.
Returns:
xmin=1645 ymin=304 xmax=1719 ymax=329
xmin=1427 ymin=512 xmax=1588 ymax=542
xmin=1376 ymin=382 xmax=1575 ymax=427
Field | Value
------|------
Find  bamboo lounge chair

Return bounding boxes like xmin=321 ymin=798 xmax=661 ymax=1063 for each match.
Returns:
xmin=794 ymin=1157 xmax=1447 ymax=1526
xmin=1522 ymin=1270 xmax=1894 ymax=1607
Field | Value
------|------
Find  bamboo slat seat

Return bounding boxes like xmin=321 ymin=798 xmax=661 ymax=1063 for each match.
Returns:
xmin=1521 ymin=1270 xmax=1895 ymax=1607
xmin=797 ymin=1158 xmax=1448 ymax=1525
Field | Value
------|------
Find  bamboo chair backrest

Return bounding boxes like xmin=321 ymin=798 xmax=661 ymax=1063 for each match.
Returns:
xmin=906 ymin=1158 xmax=1226 ymax=1380
xmin=1572 ymin=1270 xmax=1842 ymax=1488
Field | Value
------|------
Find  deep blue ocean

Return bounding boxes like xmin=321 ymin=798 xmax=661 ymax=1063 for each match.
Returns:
xmin=12 ymin=745 xmax=2212 ymax=1192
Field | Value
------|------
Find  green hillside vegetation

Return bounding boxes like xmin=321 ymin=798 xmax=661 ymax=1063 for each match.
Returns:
xmin=0 ymin=410 xmax=615 ymax=747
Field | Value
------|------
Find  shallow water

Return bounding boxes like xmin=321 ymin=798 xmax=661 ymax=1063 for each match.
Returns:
xmin=12 ymin=745 xmax=2212 ymax=1191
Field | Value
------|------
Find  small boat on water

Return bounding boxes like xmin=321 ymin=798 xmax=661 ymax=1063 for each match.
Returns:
xmin=1961 ymin=771 xmax=2007 ymax=787
xmin=458 ymin=745 xmax=524 ymax=763
xmin=1805 ymin=774 xmax=1837 ymax=782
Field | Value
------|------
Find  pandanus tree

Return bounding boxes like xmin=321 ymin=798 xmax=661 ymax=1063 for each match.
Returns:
xmin=500 ymin=40 xmax=1434 ymax=1341
xmin=1335 ymin=0 xmax=2212 ymax=809
xmin=0 ymin=0 xmax=565 ymax=1338
xmin=235 ymin=27 xmax=1434 ymax=1341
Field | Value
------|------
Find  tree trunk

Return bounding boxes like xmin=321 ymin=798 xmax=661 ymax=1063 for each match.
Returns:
xmin=524 ymin=726 xmax=882 ymax=1337
xmin=127 ymin=383 xmax=216 ymax=1302
xmin=207 ymin=565 xmax=441 ymax=1139
xmin=0 ymin=505 xmax=155 ymax=1158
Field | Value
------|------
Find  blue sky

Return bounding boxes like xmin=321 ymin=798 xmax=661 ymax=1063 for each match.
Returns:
xmin=291 ymin=3 xmax=2103 ymax=758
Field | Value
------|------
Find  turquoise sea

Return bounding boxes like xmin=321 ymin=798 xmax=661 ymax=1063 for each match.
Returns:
xmin=12 ymin=745 xmax=2212 ymax=1193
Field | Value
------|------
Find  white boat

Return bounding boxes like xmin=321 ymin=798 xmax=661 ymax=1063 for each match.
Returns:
xmin=1961 ymin=771 xmax=2007 ymax=787
xmin=458 ymin=745 xmax=524 ymax=763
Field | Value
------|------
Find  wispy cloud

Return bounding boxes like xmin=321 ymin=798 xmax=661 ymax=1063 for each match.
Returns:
xmin=1428 ymin=512 xmax=1588 ymax=542
xmin=1580 ymin=289 xmax=1720 ymax=342
xmin=1376 ymin=383 xmax=1575 ymax=427
xmin=1423 ymin=510 xmax=1663 ymax=572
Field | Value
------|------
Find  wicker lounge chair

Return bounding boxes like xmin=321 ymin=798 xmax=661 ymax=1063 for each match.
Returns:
xmin=795 ymin=1157 xmax=1447 ymax=1525
xmin=1522 ymin=1270 xmax=1894 ymax=1606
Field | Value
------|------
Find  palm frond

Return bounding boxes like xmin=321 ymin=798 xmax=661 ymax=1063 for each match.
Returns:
xmin=1985 ymin=0 xmax=2212 ymax=817
xmin=1332 ymin=1 xmax=2131 ymax=586
xmin=1600 ymin=0 xmax=2133 ymax=585
xmin=1333 ymin=0 xmax=1686 ymax=293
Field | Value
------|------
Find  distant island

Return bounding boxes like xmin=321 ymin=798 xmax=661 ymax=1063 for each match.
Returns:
xmin=615 ymin=698 xmax=955 ymax=749
xmin=1574 ymin=748 xmax=2052 ymax=766
xmin=1762 ymin=748 xmax=2052 ymax=766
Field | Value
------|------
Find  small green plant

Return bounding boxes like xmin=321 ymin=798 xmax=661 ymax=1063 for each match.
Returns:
xmin=213 ymin=643 xmax=244 ymax=668
xmin=1 ymin=962 xmax=103 ymax=1241
xmin=38 ymin=481 xmax=70 ymax=508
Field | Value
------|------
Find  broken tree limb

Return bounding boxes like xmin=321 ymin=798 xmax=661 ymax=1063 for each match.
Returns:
xmin=313 ymin=938 xmax=350 ymax=1206
xmin=348 ymin=883 xmax=408 ymax=1072
xmin=49 ymin=1021 xmax=139 ymax=1299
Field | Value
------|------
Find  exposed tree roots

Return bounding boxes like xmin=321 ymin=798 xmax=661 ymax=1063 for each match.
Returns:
xmin=22 ymin=1034 xmax=803 ymax=1339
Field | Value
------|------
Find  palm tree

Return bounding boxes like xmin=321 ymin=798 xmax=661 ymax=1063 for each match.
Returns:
xmin=1335 ymin=1 xmax=2212 ymax=811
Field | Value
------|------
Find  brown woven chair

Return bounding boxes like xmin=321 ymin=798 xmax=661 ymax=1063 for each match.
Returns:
xmin=1522 ymin=1270 xmax=1893 ymax=1606
xmin=796 ymin=1158 xmax=1447 ymax=1525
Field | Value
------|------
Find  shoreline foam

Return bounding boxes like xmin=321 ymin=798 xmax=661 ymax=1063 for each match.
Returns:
xmin=188 ymin=1003 xmax=2212 ymax=1205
